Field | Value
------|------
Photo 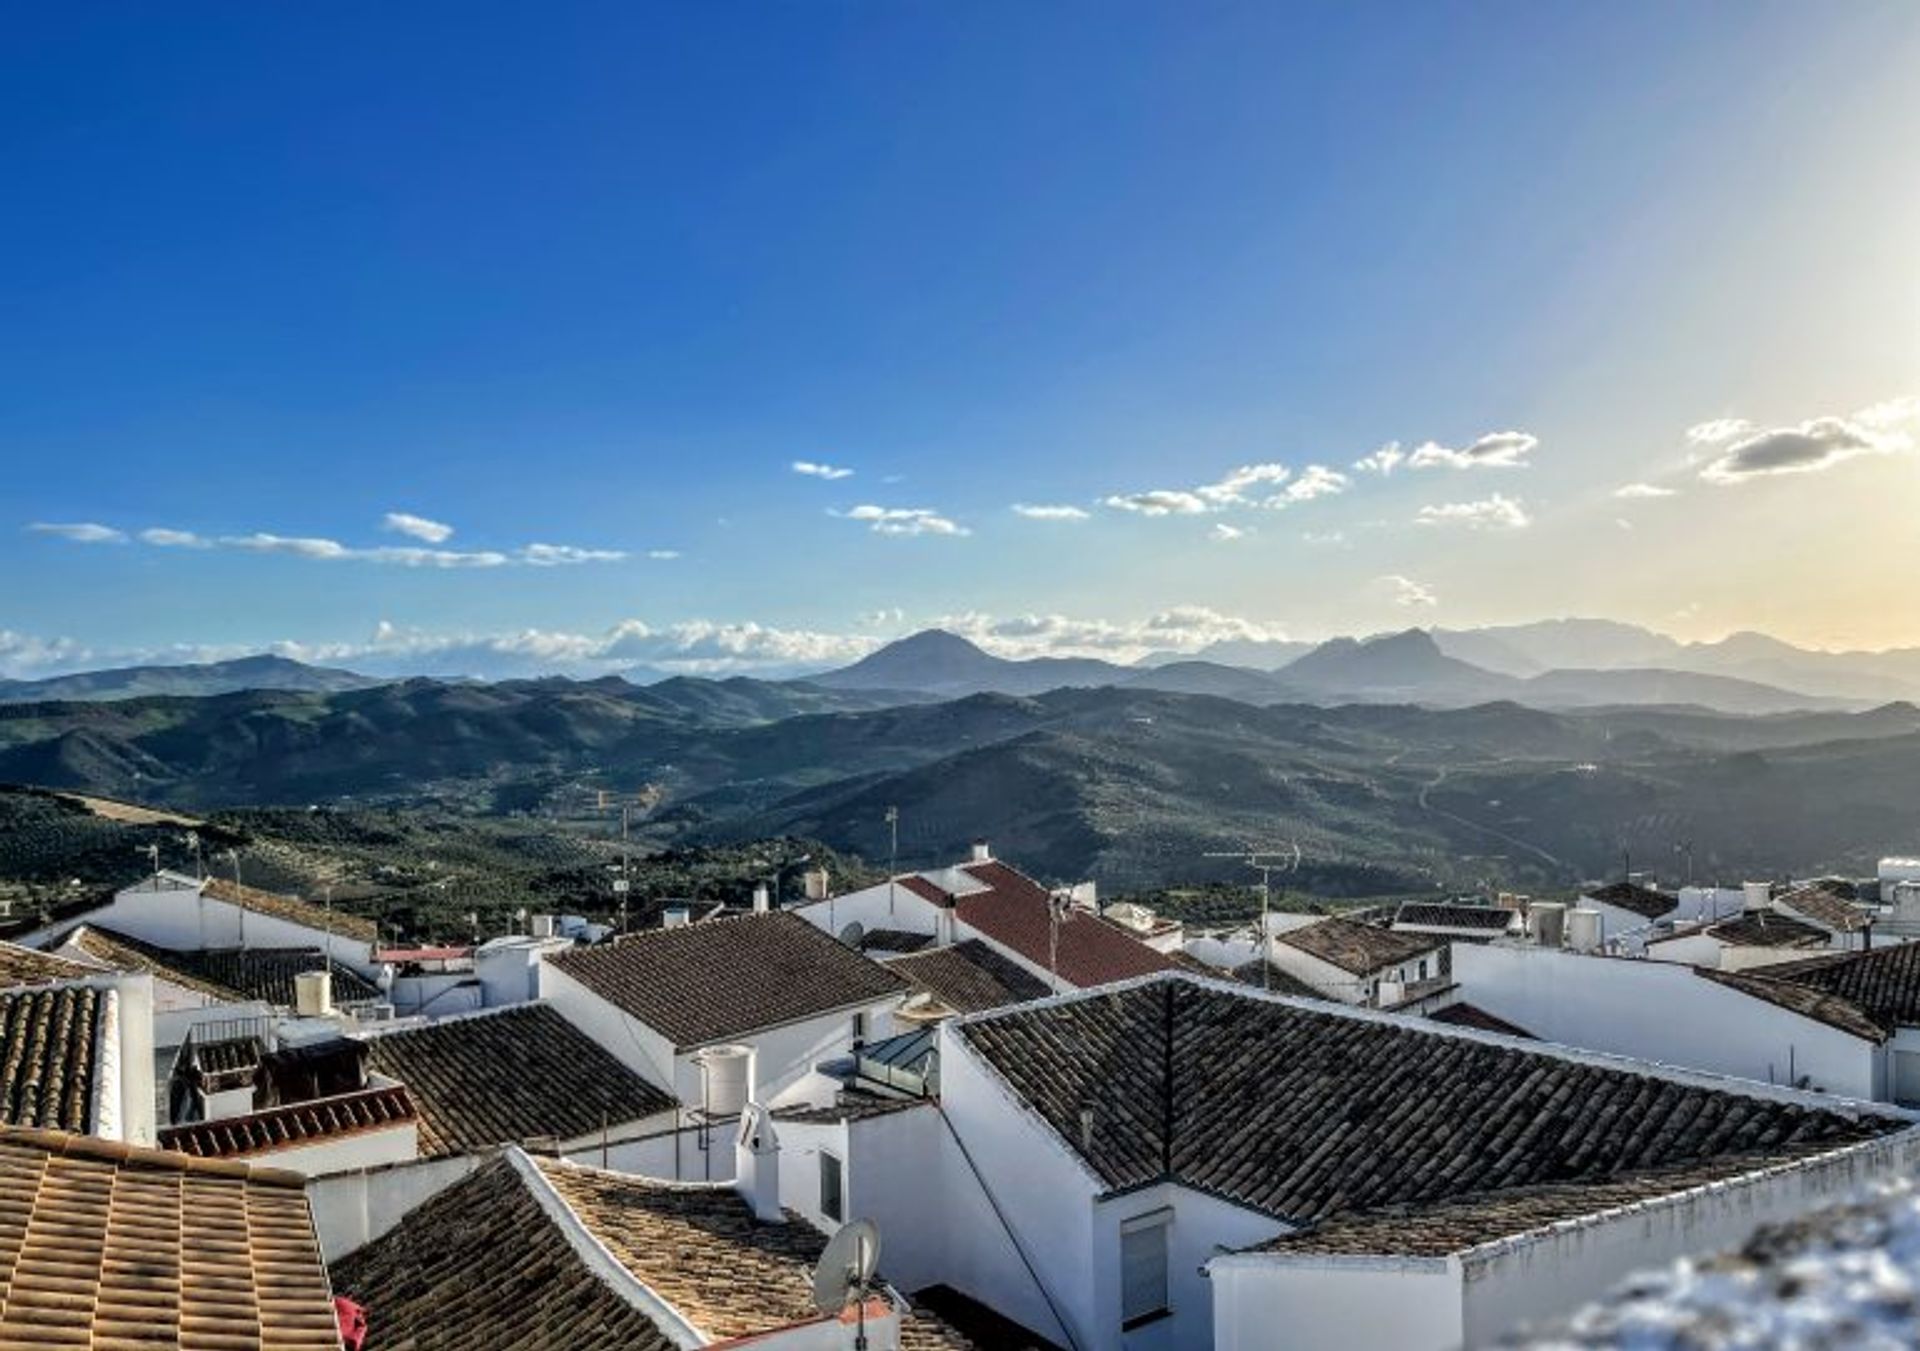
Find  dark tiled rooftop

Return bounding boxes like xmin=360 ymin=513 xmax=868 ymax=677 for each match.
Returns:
xmin=1700 ymin=911 xmax=1832 ymax=950
xmin=1582 ymin=881 xmax=1679 ymax=921
xmin=1775 ymin=885 xmax=1874 ymax=933
xmin=203 ymin=874 xmax=379 ymax=942
xmin=0 ymin=1126 xmax=341 ymax=1349
xmin=1698 ymin=968 xmax=1889 ymax=1044
xmin=68 ymin=924 xmax=380 ymax=1006
xmin=860 ymin=928 xmax=937 ymax=954
xmin=0 ymin=941 xmax=100 ymax=988
xmin=1394 ymin=903 xmax=1517 ymax=933
xmin=885 ymin=939 xmax=1052 ymax=1014
xmin=1276 ymin=916 xmax=1440 ymax=976
xmin=359 ymin=1003 xmax=675 ymax=1157
xmin=548 ymin=911 xmax=908 ymax=1048
xmin=951 ymin=861 xmax=1174 ymax=989
xmin=1226 ymin=959 xmax=1327 ymax=1000
xmin=160 ymin=1083 xmax=417 ymax=1159
xmin=0 ymin=985 xmax=104 ymax=1133
xmin=958 ymin=976 xmax=1898 ymax=1227
xmin=1429 ymin=1001 xmax=1535 ymax=1039
xmin=1760 ymin=942 xmax=1920 ymax=1033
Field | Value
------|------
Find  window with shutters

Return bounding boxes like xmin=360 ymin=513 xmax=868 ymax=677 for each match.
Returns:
xmin=819 ymin=1151 xmax=844 ymax=1222
xmin=1119 ymin=1209 xmax=1171 ymax=1329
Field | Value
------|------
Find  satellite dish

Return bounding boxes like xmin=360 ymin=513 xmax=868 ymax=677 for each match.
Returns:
xmin=837 ymin=921 xmax=867 ymax=948
xmin=811 ymin=1218 xmax=882 ymax=1317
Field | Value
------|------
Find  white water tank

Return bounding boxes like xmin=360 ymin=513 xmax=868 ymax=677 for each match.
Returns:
xmin=294 ymin=970 xmax=334 ymax=1017
xmin=697 ymin=1044 xmax=754 ymax=1118
xmin=530 ymin=914 xmax=558 ymax=939
xmin=804 ymin=868 xmax=830 ymax=902
xmin=1531 ymin=902 xmax=1567 ymax=948
xmin=1743 ymin=881 xmax=1773 ymax=912
xmin=752 ymin=885 xmax=770 ymax=914
xmin=663 ymin=906 xmax=691 ymax=929
xmin=1567 ymin=907 xmax=1604 ymax=954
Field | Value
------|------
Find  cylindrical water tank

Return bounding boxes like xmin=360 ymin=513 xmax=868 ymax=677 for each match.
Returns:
xmin=697 ymin=1044 xmax=754 ymax=1117
xmin=1567 ymin=907 xmax=1603 ymax=954
xmin=294 ymin=970 xmax=334 ymax=1017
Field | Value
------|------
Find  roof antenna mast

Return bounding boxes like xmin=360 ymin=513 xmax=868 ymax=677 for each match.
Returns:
xmin=1202 ymin=842 xmax=1302 ymax=992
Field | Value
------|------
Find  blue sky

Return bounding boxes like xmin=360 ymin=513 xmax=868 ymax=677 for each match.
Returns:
xmin=5 ymin=2 xmax=1918 ymax=677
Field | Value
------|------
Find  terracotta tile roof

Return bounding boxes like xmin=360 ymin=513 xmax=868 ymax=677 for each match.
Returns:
xmin=1697 ymin=968 xmax=1888 ymax=1044
xmin=0 ymin=940 xmax=101 ymax=988
xmin=1582 ymin=881 xmax=1679 ymax=921
xmin=950 ymin=861 xmax=1174 ymax=989
xmin=1226 ymin=959 xmax=1327 ymax=1000
xmin=896 ymin=874 xmax=957 ymax=905
xmin=885 ymin=939 xmax=1052 ymax=1014
xmin=335 ymin=1150 xmax=948 ymax=1349
xmin=69 ymin=924 xmax=380 ymax=1005
xmin=957 ymin=976 xmax=1898 ymax=1226
xmin=203 ymin=874 xmax=379 ymax=943
xmin=0 ymin=985 xmax=105 ymax=1133
xmin=0 ymin=1126 xmax=341 ymax=1349
xmin=1759 ymin=942 xmax=1920 ymax=1033
xmin=358 ymin=1003 xmax=675 ymax=1157
xmin=1394 ymin=903 xmax=1517 ymax=934
xmin=1276 ymin=916 xmax=1440 ymax=976
xmin=1429 ymin=1001 xmax=1535 ymax=1038
xmin=1701 ymin=911 xmax=1832 ymax=950
xmin=160 ymin=1083 xmax=418 ymax=1160
xmin=1256 ymin=1159 xmax=1819 ymax=1257
xmin=1775 ymin=885 xmax=1874 ymax=933
xmin=547 ymin=911 xmax=908 ymax=1048
xmin=859 ymin=928 xmax=937 ymax=954
xmin=329 ymin=1154 xmax=677 ymax=1350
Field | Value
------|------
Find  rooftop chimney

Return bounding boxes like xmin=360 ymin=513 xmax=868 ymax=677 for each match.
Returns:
xmin=804 ymin=868 xmax=830 ymax=902
xmin=752 ymin=884 xmax=771 ymax=914
xmin=970 ymin=839 xmax=991 ymax=864
xmin=663 ymin=906 xmax=691 ymax=929
xmin=734 ymin=1101 xmax=782 ymax=1223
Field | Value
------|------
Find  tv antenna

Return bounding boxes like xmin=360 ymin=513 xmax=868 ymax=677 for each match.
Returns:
xmin=1203 ymin=842 xmax=1302 ymax=992
xmin=810 ymin=1218 xmax=883 ymax=1349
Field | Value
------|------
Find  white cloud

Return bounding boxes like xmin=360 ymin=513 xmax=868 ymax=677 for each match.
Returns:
xmin=1195 ymin=462 xmax=1292 ymax=506
xmin=1613 ymin=483 xmax=1676 ymax=499
xmin=843 ymin=505 xmax=969 ymax=537
xmin=1210 ymin=523 xmax=1246 ymax=542
xmin=1698 ymin=401 xmax=1916 ymax=484
xmin=1011 ymin=504 xmax=1090 ymax=521
xmin=1615 ymin=518 xmax=1635 ymax=532
xmin=793 ymin=460 xmax=854 ymax=480
xmin=27 ymin=522 xmax=126 ymax=544
xmin=1353 ymin=443 xmax=1405 ymax=476
xmin=222 ymin=532 xmax=353 ymax=560
xmin=933 ymin=605 xmax=1289 ymax=661
xmin=1406 ymin=430 xmax=1539 ymax=470
xmin=1415 ymin=493 xmax=1532 ymax=530
xmin=520 ymin=543 xmax=628 ymax=566
xmin=1103 ymin=489 xmax=1211 ymax=516
xmin=1269 ymin=464 xmax=1349 ymax=505
xmin=646 ymin=549 xmax=682 ymax=561
xmin=1685 ymin=418 xmax=1753 ymax=447
xmin=139 ymin=527 xmax=211 ymax=548
xmin=1379 ymin=574 xmax=1438 ymax=608
xmin=1301 ymin=530 xmax=1346 ymax=545
xmin=383 ymin=512 xmax=454 ymax=544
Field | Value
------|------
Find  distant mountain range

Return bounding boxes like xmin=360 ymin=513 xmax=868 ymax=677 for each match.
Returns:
xmin=0 ymin=654 xmax=384 ymax=704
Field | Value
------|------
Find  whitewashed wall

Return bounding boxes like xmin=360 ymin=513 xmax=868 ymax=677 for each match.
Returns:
xmin=1452 ymin=944 xmax=1884 ymax=1100
xmin=1209 ymin=1254 xmax=1464 ymax=1351
xmin=1089 ymin=1183 xmax=1285 ymax=1351
xmin=307 ymin=1152 xmax=486 ymax=1261
xmin=793 ymin=885 xmax=942 ymax=943
xmin=239 ymin=1122 xmax=418 ymax=1178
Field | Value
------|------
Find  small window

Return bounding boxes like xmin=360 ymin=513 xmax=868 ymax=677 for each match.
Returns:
xmin=819 ymin=1151 xmax=844 ymax=1222
xmin=1120 ymin=1210 xmax=1171 ymax=1329
xmin=1417 ymin=959 xmax=1429 ymax=981
xmin=850 ymin=1011 xmax=867 ymax=1047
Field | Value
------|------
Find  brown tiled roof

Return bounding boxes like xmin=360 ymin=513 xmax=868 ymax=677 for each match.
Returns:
xmin=1277 ymin=916 xmax=1440 ymax=976
xmin=774 ymin=1094 xmax=933 ymax=1125
xmin=1760 ymin=943 xmax=1920 ymax=1033
xmin=896 ymin=874 xmax=956 ymax=905
xmin=1257 ymin=1159 xmax=1816 ymax=1257
xmin=0 ymin=940 xmax=100 ymax=988
xmin=547 ymin=911 xmax=908 ymax=1048
xmin=359 ymin=1003 xmax=675 ymax=1157
xmin=68 ymin=923 xmax=381 ymax=1005
xmin=1582 ymin=881 xmax=1679 ymax=920
xmin=0 ymin=1126 xmax=340 ymax=1349
xmin=951 ymin=861 xmax=1174 ymax=989
xmin=957 ymin=976 xmax=1898 ymax=1225
xmin=885 ymin=939 xmax=1052 ymax=1014
xmin=1226 ymin=959 xmax=1327 ymax=1000
xmin=330 ymin=1154 xmax=678 ymax=1350
xmin=160 ymin=1083 xmax=417 ymax=1160
xmin=203 ymin=874 xmax=378 ymax=942
xmin=0 ymin=985 xmax=104 ymax=1133
xmin=1394 ymin=903 xmax=1516 ymax=934
xmin=1701 ymin=911 xmax=1832 ymax=950
xmin=1775 ymin=885 xmax=1874 ymax=933
xmin=1698 ymin=968 xmax=1888 ymax=1044
xmin=1429 ymin=1001 xmax=1535 ymax=1038
xmin=860 ymin=928 xmax=937 ymax=954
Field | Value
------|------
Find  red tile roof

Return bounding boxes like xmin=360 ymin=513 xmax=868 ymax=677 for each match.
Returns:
xmin=160 ymin=1083 xmax=418 ymax=1160
xmin=951 ymin=861 xmax=1174 ymax=989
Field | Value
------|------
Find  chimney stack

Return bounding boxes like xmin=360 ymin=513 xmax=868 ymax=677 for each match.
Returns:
xmin=804 ymin=868 xmax=830 ymax=902
xmin=752 ymin=884 xmax=771 ymax=914
xmin=734 ymin=1102 xmax=783 ymax=1223
xmin=970 ymin=839 xmax=991 ymax=864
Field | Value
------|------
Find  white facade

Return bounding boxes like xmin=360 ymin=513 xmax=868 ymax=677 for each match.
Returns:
xmin=1266 ymin=931 xmax=1442 ymax=1006
xmin=1452 ymin=943 xmax=1885 ymax=1099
